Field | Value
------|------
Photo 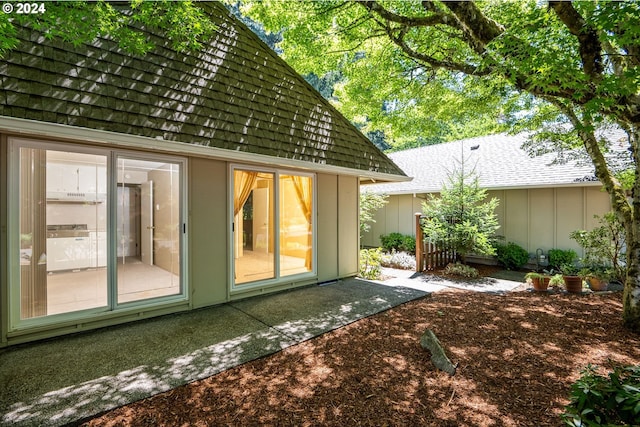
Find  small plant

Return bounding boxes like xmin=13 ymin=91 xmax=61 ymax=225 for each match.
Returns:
xmin=381 ymin=250 xmax=416 ymax=270
xmin=560 ymin=263 xmax=580 ymax=276
xmin=549 ymin=274 xmax=565 ymax=288
xmin=380 ymin=233 xmax=415 ymax=254
xmin=548 ymin=248 xmax=578 ymax=270
xmin=494 ymin=242 xmax=530 ymax=270
xmin=525 ymin=271 xmax=545 ymax=280
xmin=562 ymin=364 xmax=640 ymax=426
xmin=443 ymin=262 xmax=479 ymax=278
xmin=359 ymin=248 xmax=383 ymax=280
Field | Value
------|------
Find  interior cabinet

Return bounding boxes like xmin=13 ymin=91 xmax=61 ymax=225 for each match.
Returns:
xmin=46 ymin=162 xmax=102 ymax=196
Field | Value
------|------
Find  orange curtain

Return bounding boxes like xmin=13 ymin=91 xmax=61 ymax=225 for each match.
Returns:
xmin=291 ymin=176 xmax=313 ymax=269
xmin=233 ymin=170 xmax=257 ymax=217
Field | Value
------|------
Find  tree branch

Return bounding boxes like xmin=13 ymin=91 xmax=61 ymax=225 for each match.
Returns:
xmin=551 ymin=98 xmax=633 ymax=230
xmin=360 ymin=1 xmax=451 ymax=28
xmin=548 ymin=1 xmax=603 ymax=79
xmin=442 ymin=1 xmax=504 ymax=54
xmin=383 ymin=22 xmax=489 ymax=76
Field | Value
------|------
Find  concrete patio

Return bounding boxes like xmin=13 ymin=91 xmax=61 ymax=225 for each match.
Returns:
xmin=0 ymin=278 xmax=428 ymax=426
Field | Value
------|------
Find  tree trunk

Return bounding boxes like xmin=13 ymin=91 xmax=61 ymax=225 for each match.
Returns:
xmin=558 ymin=106 xmax=640 ymax=332
xmin=622 ymin=127 xmax=640 ymax=331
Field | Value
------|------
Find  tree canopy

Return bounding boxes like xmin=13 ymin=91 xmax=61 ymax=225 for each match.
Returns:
xmin=235 ymin=0 xmax=521 ymax=148
xmin=0 ymin=0 xmax=216 ymax=57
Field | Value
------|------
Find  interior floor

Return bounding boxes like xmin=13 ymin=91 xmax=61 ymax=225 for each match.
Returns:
xmin=235 ymin=250 xmax=309 ymax=284
xmin=45 ymin=257 xmax=180 ymax=315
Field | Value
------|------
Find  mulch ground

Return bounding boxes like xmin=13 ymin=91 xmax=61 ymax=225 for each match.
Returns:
xmin=83 ymin=267 xmax=640 ymax=427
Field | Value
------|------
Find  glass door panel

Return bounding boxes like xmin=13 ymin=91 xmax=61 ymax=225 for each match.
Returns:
xmin=18 ymin=147 xmax=107 ymax=319
xmin=116 ymin=158 xmax=181 ymax=303
xmin=234 ymin=170 xmax=275 ymax=284
xmin=279 ymin=175 xmax=313 ymax=276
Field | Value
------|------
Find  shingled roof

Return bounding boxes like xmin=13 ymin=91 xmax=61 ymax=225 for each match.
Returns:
xmin=0 ymin=2 xmax=405 ymax=179
xmin=363 ymin=131 xmax=629 ymax=195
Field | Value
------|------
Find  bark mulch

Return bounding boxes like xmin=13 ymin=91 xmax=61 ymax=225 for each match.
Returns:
xmin=83 ymin=269 xmax=640 ymax=427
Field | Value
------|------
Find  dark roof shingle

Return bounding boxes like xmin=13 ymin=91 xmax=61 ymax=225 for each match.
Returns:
xmin=0 ymin=2 xmax=405 ymax=178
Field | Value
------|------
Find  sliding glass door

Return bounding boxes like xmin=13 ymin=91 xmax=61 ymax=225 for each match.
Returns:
xmin=232 ymin=167 xmax=314 ymax=288
xmin=116 ymin=157 xmax=182 ymax=303
xmin=17 ymin=146 xmax=108 ymax=319
xmin=9 ymin=138 xmax=186 ymax=328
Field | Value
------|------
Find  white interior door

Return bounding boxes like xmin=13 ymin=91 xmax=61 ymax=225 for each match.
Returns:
xmin=140 ymin=180 xmax=154 ymax=265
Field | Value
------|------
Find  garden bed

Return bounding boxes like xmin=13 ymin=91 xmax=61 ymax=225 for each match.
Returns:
xmin=84 ymin=286 xmax=639 ymax=426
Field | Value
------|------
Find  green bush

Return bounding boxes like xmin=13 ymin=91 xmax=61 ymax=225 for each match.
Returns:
xmin=548 ymin=248 xmax=578 ymax=270
xmin=494 ymin=242 xmax=530 ymax=270
xmin=562 ymin=364 xmax=640 ymax=426
xmin=380 ymin=233 xmax=415 ymax=254
xmin=359 ymin=248 xmax=383 ymax=280
xmin=443 ymin=262 xmax=479 ymax=278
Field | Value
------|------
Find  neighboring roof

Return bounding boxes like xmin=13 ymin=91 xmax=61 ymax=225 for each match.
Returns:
xmin=363 ymin=132 xmax=628 ymax=194
xmin=0 ymin=2 xmax=406 ymax=180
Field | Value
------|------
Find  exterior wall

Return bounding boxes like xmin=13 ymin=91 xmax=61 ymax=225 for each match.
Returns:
xmin=316 ymin=174 xmax=359 ymax=281
xmin=190 ymin=158 xmax=228 ymax=308
xmin=317 ymin=174 xmax=339 ymax=282
xmin=361 ymin=193 xmax=423 ymax=247
xmin=0 ymin=132 xmax=365 ymax=346
xmin=364 ymin=187 xmax=611 ymax=258
xmin=338 ymin=176 xmax=359 ymax=277
xmin=1 ymin=136 xmax=8 ymax=347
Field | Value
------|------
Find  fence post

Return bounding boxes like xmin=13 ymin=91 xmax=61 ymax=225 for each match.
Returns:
xmin=415 ymin=213 xmax=423 ymax=272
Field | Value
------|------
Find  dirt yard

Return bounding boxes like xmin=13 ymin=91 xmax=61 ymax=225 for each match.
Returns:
xmin=84 ymin=271 xmax=640 ymax=426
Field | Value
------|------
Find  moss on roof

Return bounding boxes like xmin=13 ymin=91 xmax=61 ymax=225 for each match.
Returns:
xmin=0 ymin=2 xmax=405 ymax=177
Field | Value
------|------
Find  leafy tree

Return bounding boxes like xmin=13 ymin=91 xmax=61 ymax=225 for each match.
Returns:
xmin=360 ymin=191 xmax=388 ymax=238
xmin=234 ymin=1 xmax=514 ymax=149
xmin=422 ymin=167 xmax=499 ymax=264
xmin=0 ymin=0 xmax=216 ymax=57
xmin=240 ymin=0 xmax=640 ymax=331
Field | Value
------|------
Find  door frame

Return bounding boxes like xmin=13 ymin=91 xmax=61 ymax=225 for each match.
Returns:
xmin=229 ymin=164 xmax=317 ymax=293
xmin=7 ymin=137 xmax=189 ymax=331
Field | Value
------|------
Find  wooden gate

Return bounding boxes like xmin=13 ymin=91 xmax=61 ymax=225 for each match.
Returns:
xmin=415 ymin=213 xmax=457 ymax=272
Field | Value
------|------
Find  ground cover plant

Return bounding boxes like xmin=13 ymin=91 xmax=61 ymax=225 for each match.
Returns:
xmin=84 ymin=269 xmax=640 ymax=426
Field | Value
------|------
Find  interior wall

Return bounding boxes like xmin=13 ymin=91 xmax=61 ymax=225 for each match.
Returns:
xmin=149 ymin=165 xmax=179 ymax=274
xmin=189 ymin=158 xmax=228 ymax=308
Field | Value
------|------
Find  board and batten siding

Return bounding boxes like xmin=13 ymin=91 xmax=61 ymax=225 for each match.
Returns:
xmin=362 ymin=187 xmax=611 ymax=257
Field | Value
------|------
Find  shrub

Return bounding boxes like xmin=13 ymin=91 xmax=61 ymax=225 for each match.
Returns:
xmin=548 ymin=248 xmax=578 ymax=270
xmin=562 ymin=364 xmax=640 ymax=426
xmin=570 ymin=212 xmax=627 ymax=284
xmin=380 ymin=233 xmax=415 ymax=254
xmin=443 ymin=262 xmax=479 ymax=278
xmin=494 ymin=242 xmax=530 ymax=270
xmin=359 ymin=248 xmax=383 ymax=280
xmin=381 ymin=250 xmax=416 ymax=270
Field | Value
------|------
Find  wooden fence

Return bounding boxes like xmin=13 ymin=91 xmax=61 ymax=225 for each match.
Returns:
xmin=415 ymin=213 xmax=457 ymax=272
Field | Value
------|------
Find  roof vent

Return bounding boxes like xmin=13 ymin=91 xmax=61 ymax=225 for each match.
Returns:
xmin=470 ymin=144 xmax=480 ymax=150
